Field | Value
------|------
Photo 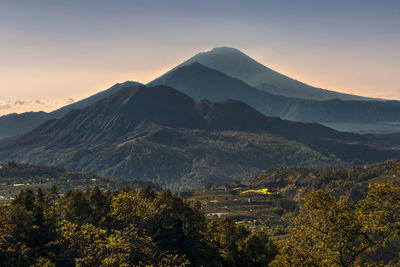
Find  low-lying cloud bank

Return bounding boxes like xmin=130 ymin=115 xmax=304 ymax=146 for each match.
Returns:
xmin=0 ymin=98 xmax=75 ymax=116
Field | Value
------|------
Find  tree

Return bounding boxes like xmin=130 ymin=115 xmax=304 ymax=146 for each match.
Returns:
xmin=12 ymin=189 xmax=35 ymax=211
xmin=59 ymin=190 xmax=189 ymax=266
xmin=109 ymin=191 xmax=158 ymax=229
xmin=0 ymin=186 xmax=278 ymax=265
xmin=88 ymin=187 xmax=111 ymax=227
xmin=271 ymin=182 xmax=400 ymax=266
xmin=62 ymin=190 xmax=91 ymax=224
xmin=0 ymin=204 xmax=35 ymax=265
xmin=239 ymin=231 xmax=278 ymax=266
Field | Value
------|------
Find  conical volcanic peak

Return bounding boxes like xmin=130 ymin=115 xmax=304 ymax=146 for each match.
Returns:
xmin=150 ymin=46 xmax=377 ymax=101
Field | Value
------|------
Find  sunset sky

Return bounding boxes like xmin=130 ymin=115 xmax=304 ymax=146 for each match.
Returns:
xmin=0 ymin=0 xmax=399 ymax=116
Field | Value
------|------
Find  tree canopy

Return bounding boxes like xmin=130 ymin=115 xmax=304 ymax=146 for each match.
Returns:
xmin=0 ymin=186 xmax=277 ymax=266
xmin=271 ymin=182 xmax=400 ymax=266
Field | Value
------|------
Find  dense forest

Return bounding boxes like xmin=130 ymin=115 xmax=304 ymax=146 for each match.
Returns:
xmin=0 ymin=186 xmax=277 ymax=266
xmin=0 ymin=160 xmax=400 ymax=266
xmin=1 ymin=182 xmax=400 ymax=266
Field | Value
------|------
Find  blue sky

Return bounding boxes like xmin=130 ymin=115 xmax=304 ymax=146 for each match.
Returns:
xmin=0 ymin=0 xmax=399 ymax=114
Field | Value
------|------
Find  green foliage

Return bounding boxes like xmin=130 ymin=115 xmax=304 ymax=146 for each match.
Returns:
xmin=29 ymin=257 xmax=55 ymax=267
xmin=2 ymin=160 xmax=400 ymax=265
xmin=240 ymin=231 xmax=278 ymax=266
xmin=110 ymin=191 xmax=158 ymax=228
xmin=271 ymin=182 xmax=400 ymax=266
xmin=0 ymin=186 xmax=276 ymax=266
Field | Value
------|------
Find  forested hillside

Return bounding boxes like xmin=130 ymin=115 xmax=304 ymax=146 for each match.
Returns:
xmin=251 ymin=159 xmax=400 ymax=201
xmin=1 ymin=85 xmax=398 ymax=191
xmin=0 ymin=161 xmax=160 ymax=202
xmin=188 ymin=160 xmax=400 ymax=227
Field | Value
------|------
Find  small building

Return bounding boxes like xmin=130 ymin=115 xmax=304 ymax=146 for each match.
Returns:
xmin=248 ymin=198 xmax=255 ymax=203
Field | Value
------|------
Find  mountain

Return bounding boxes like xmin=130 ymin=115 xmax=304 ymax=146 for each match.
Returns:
xmin=148 ymin=63 xmax=400 ymax=125
xmin=0 ymin=85 xmax=398 ymax=190
xmin=0 ymin=81 xmax=141 ymax=139
xmin=51 ymin=81 xmax=142 ymax=117
xmin=379 ymin=131 xmax=400 ymax=144
xmin=0 ymin=111 xmax=51 ymax=140
xmin=152 ymin=46 xmax=378 ymax=101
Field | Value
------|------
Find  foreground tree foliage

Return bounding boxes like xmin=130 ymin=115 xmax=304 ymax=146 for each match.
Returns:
xmin=0 ymin=186 xmax=277 ymax=266
xmin=271 ymin=181 xmax=400 ymax=266
xmin=1 ymin=165 xmax=399 ymax=266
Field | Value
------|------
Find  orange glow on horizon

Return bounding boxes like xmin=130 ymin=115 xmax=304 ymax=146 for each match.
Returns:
xmin=0 ymin=49 xmax=399 ymax=117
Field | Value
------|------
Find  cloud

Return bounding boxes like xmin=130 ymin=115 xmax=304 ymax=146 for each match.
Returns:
xmin=0 ymin=99 xmax=71 ymax=116
xmin=0 ymin=104 xmax=12 ymax=110
xmin=14 ymin=100 xmax=26 ymax=105
xmin=0 ymin=99 xmax=55 ymax=116
xmin=65 ymin=98 xmax=75 ymax=104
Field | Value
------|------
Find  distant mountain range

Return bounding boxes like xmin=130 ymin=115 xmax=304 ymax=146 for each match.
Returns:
xmin=1 ymin=46 xmax=399 ymax=140
xmin=148 ymin=62 xmax=400 ymax=124
xmin=1 ymin=85 xmax=398 ymax=190
xmin=0 ymin=81 xmax=141 ymax=139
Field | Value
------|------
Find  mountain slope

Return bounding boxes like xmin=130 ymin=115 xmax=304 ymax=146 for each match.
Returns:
xmin=0 ymin=85 xmax=398 ymax=190
xmin=0 ymin=81 xmax=141 ymax=139
xmin=51 ymin=81 xmax=142 ymax=118
xmin=148 ymin=63 xmax=400 ymax=124
xmin=0 ymin=111 xmax=51 ymax=140
xmin=150 ymin=46 xmax=378 ymax=101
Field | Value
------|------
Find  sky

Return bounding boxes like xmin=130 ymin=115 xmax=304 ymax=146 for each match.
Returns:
xmin=0 ymin=0 xmax=399 ymax=115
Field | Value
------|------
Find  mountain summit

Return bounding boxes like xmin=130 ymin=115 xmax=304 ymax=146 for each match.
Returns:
xmin=151 ymin=46 xmax=376 ymax=101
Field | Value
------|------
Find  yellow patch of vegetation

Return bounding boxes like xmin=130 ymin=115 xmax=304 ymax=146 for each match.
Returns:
xmin=240 ymin=188 xmax=272 ymax=195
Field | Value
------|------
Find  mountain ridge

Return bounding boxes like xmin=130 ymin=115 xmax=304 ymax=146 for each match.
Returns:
xmin=2 ymin=46 xmax=397 ymax=140
xmin=1 ymin=85 xmax=398 ymax=190
xmin=0 ymin=81 xmax=142 ymax=139
xmin=148 ymin=62 xmax=400 ymax=125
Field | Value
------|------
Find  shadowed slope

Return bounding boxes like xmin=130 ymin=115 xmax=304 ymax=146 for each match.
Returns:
xmin=0 ymin=85 xmax=398 ymax=190
xmin=0 ymin=81 xmax=142 ymax=139
xmin=148 ymin=63 xmax=400 ymax=124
